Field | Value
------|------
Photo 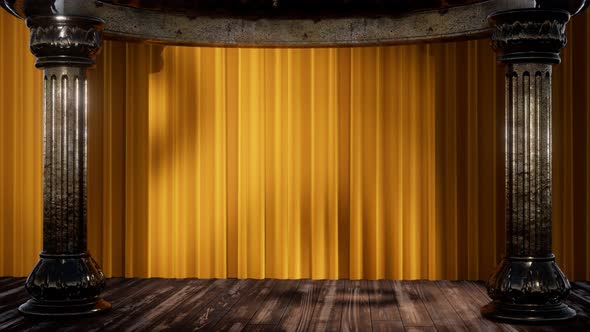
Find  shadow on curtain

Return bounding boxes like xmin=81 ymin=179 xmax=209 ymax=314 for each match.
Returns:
xmin=0 ymin=10 xmax=588 ymax=280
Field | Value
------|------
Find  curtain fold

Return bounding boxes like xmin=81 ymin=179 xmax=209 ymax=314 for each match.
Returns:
xmin=0 ymin=10 xmax=588 ymax=280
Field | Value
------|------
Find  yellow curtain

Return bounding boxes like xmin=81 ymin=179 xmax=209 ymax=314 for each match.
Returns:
xmin=1 ymin=10 xmax=589 ymax=280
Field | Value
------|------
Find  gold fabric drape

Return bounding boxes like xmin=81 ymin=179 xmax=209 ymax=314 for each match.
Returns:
xmin=1 ymin=10 xmax=589 ymax=280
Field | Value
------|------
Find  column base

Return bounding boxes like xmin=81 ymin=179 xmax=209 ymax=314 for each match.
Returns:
xmin=484 ymin=256 xmax=576 ymax=323
xmin=18 ymin=298 xmax=111 ymax=318
xmin=20 ymin=252 xmax=110 ymax=318
xmin=481 ymin=301 xmax=576 ymax=323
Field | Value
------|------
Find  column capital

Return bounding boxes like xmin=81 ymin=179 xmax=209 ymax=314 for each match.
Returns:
xmin=26 ymin=15 xmax=104 ymax=68
xmin=489 ymin=9 xmax=570 ymax=64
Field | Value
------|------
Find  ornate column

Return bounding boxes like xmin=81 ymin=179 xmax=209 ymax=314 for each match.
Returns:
xmin=482 ymin=9 xmax=575 ymax=322
xmin=18 ymin=16 xmax=111 ymax=317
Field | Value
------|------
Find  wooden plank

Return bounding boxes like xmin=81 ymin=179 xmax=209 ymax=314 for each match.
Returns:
xmin=405 ymin=327 xmax=437 ymax=332
xmin=0 ymin=308 xmax=21 ymax=327
xmin=211 ymin=279 xmax=274 ymax=331
xmin=572 ymin=282 xmax=590 ymax=294
xmin=391 ymin=280 xmax=434 ymax=328
xmin=127 ymin=279 xmax=216 ymax=331
xmin=3 ymin=278 xmax=157 ymax=331
xmin=560 ymin=285 xmax=590 ymax=332
xmin=0 ymin=279 xmax=588 ymax=332
xmin=83 ymin=278 xmax=184 ymax=331
xmin=570 ymin=284 xmax=590 ymax=309
xmin=248 ymin=279 xmax=301 ymax=326
xmin=340 ymin=280 xmax=372 ymax=332
xmin=469 ymin=280 xmax=499 ymax=301
xmin=0 ymin=279 xmax=26 ymax=301
xmin=460 ymin=281 xmax=492 ymax=306
xmin=571 ymin=281 xmax=590 ymax=310
xmin=367 ymin=279 xmax=402 ymax=321
xmin=0 ymin=278 xmax=24 ymax=294
xmin=0 ymin=278 xmax=34 ymax=331
xmin=243 ymin=324 xmax=276 ymax=332
xmin=308 ymin=280 xmax=346 ymax=332
xmin=459 ymin=281 xmax=521 ymax=332
xmin=371 ymin=320 xmax=404 ymax=332
xmin=145 ymin=279 xmax=237 ymax=330
xmin=168 ymin=279 xmax=255 ymax=330
xmin=102 ymin=277 xmax=129 ymax=294
xmin=150 ymin=279 xmax=236 ymax=330
xmin=0 ymin=315 xmax=25 ymax=331
xmin=64 ymin=278 xmax=166 ymax=332
xmin=435 ymin=280 xmax=504 ymax=332
xmin=415 ymin=280 xmax=468 ymax=332
xmin=0 ymin=280 xmax=28 ymax=318
xmin=276 ymin=280 xmax=324 ymax=332
xmin=0 ymin=279 xmax=157 ymax=331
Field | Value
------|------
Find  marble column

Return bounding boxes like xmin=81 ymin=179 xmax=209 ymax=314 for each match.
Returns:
xmin=482 ymin=9 xmax=575 ymax=323
xmin=18 ymin=15 xmax=111 ymax=317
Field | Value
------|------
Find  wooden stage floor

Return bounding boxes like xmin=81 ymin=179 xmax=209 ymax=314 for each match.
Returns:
xmin=0 ymin=278 xmax=589 ymax=331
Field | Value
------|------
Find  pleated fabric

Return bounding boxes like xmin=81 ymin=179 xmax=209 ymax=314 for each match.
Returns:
xmin=0 ymin=10 xmax=589 ymax=280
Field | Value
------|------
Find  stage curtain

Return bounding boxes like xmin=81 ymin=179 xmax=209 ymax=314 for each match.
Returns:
xmin=0 ymin=10 xmax=588 ymax=280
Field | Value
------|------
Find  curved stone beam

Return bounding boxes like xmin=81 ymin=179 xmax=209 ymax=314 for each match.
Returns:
xmin=3 ymin=0 xmax=538 ymax=47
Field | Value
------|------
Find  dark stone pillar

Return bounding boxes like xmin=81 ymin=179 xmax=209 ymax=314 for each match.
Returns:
xmin=18 ymin=16 xmax=111 ymax=317
xmin=482 ymin=9 xmax=575 ymax=323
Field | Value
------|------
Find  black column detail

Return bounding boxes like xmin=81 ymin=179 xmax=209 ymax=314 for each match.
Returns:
xmin=18 ymin=15 xmax=111 ymax=317
xmin=482 ymin=9 xmax=575 ymax=323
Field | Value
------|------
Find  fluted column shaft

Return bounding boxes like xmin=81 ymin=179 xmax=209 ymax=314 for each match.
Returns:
xmin=505 ymin=63 xmax=553 ymax=259
xmin=18 ymin=15 xmax=111 ymax=317
xmin=482 ymin=9 xmax=575 ymax=323
xmin=42 ymin=67 xmax=88 ymax=254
